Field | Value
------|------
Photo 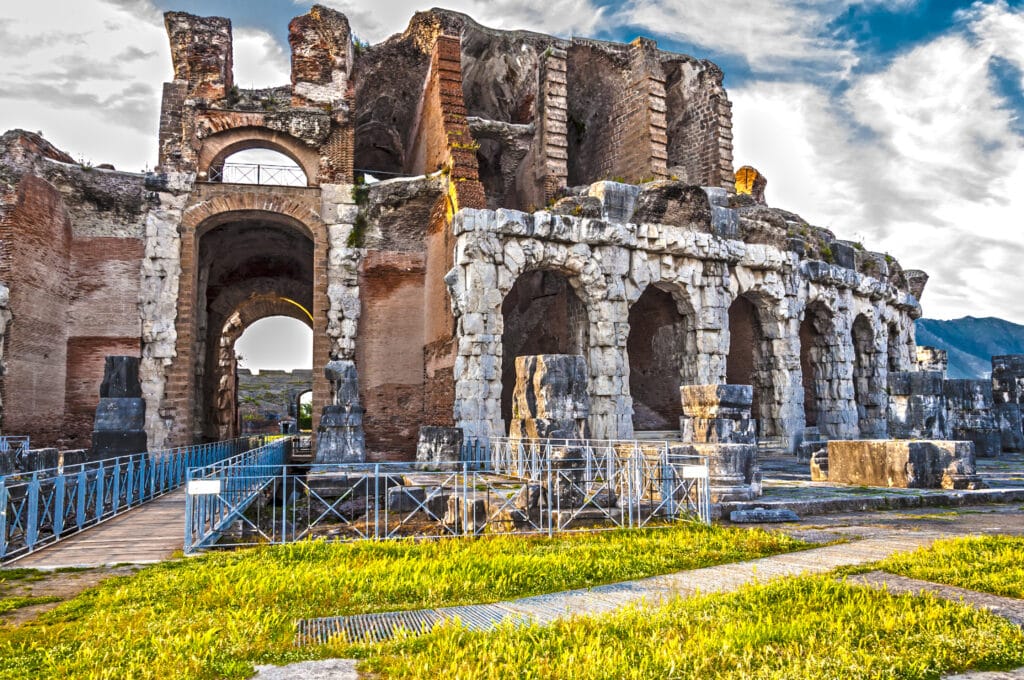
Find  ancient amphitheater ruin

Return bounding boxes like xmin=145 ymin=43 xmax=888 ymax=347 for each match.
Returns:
xmin=0 ymin=5 xmax=1020 ymax=494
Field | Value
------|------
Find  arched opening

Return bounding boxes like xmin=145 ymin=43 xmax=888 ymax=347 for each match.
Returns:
xmin=627 ymin=285 xmax=693 ymax=431
xmin=210 ymin=148 xmax=307 ymax=186
xmin=233 ymin=316 xmax=313 ymax=435
xmin=887 ymin=323 xmax=902 ymax=373
xmin=852 ymin=314 xmax=885 ymax=437
xmin=726 ymin=295 xmax=769 ymax=433
xmin=799 ymin=302 xmax=832 ymax=431
xmin=194 ymin=213 xmax=314 ymax=440
xmin=297 ymin=390 xmax=313 ymax=432
xmin=500 ymin=269 xmax=589 ymax=432
xmin=197 ymin=127 xmax=320 ymax=186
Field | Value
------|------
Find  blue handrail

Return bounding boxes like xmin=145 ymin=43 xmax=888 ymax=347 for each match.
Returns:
xmin=0 ymin=436 xmax=267 ymax=563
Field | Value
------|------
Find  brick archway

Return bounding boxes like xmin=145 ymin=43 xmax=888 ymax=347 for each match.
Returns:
xmin=213 ymin=295 xmax=314 ymax=440
xmin=197 ymin=126 xmax=321 ymax=186
xmin=163 ymin=194 xmax=330 ymax=445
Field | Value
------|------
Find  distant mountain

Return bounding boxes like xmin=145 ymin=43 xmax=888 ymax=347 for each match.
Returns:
xmin=915 ymin=317 xmax=1024 ymax=379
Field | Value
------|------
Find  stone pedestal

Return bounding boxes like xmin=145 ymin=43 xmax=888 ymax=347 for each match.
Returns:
xmin=415 ymin=426 xmax=463 ymax=469
xmin=508 ymin=355 xmax=590 ymax=440
xmin=314 ymin=360 xmax=366 ymax=464
xmin=679 ymin=384 xmax=756 ymax=444
xmin=944 ymin=379 xmax=1000 ymax=457
xmin=822 ymin=439 xmax=984 ymax=490
xmin=91 ymin=356 xmax=147 ymax=459
xmin=992 ymin=355 xmax=1024 ymax=452
xmin=887 ymin=371 xmax=946 ymax=440
xmin=669 ymin=442 xmax=761 ymax=502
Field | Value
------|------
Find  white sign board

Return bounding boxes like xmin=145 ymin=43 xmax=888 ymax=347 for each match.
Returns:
xmin=681 ymin=465 xmax=709 ymax=479
xmin=187 ymin=479 xmax=222 ymax=496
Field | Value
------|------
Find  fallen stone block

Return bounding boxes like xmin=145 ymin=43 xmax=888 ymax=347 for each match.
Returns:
xmin=730 ymin=507 xmax=800 ymax=523
xmin=823 ymin=439 xmax=984 ymax=490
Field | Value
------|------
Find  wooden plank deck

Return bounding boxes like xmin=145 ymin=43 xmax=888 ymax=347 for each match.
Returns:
xmin=11 ymin=489 xmax=187 ymax=569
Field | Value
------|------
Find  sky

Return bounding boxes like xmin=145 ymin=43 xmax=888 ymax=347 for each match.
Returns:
xmin=1 ymin=0 xmax=1022 ymax=340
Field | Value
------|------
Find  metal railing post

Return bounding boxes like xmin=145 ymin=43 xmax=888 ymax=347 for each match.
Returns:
xmin=26 ymin=473 xmax=39 ymax=550
xmin=0 ymin=479 xmax=7 ymax=559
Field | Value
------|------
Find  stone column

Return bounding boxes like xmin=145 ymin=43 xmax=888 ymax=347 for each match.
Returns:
xmin=91 ymin=356 xmax=148 ymax=459
xmin=314 ymin=360 xmax=366 ymax=464
xmin=508 ymin=354 xmax=590 ymax=440
xmin=676 ymin=384 xmax=760 ymax=503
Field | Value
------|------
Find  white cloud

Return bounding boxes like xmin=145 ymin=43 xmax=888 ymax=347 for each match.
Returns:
xmin=0 ymin=0 xmax=169 ymax=170
xmin=233 ymin=27 xmax=291 ymax=89
xmin=316 ymin=0 xmax=605 ymax=44
xmin=732 ymin=1 xmax=1024 ymax=322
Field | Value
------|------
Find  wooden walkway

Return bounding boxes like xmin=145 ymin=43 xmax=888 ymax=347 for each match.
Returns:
xmin=11 ymin=489 xmax=187 ymax=569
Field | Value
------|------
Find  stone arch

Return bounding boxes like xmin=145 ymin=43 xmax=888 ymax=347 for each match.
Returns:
xmin=196 ymin=126 xmax=320 ymax=186
xmin=798 ymin=297 xmax=858 ymax=439
xmin=799 ymin=300 xmax=833 ymax=431
xmin=163 ymin=197 xmax=331 ymax=446
xmin=500 ymin=267 xmax=591 ymax=432
xmin=852 ymin=312 xmax=887 ymax=438
xmin=626 ymin=282 xmax=697 ymax=431
xmin=212 ymin=295 xmax=314 ymax=440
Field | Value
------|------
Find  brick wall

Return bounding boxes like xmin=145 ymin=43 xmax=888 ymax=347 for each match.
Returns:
xmin=356 ymin=251 xmax=426 ymax=458
xmin=0 ymin=176 xmax=72 ymax=443
xmin=663 ymin=58 xmax=734 ymax=189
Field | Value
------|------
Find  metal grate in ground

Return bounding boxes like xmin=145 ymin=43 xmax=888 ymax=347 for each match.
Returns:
xmin=294 ymin=532 xmax=942 ymax=647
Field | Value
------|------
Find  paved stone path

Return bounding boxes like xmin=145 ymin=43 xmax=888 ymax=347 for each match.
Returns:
xmin=296 ymin=530 xmax=944 ymax=645
xmin=11 ymin=489 xmax=187 ymax=569
xmin=849 ymin=571 xmax=1024 ymax=628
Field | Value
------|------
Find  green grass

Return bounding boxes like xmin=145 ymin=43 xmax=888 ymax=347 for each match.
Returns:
xmin=0 ymin=524 xmax=806 ymax=679
xmin=363 ymin=576 xmax=1024 ymax=679
xmin=878 ymin=535 xmax=1024 ymax=599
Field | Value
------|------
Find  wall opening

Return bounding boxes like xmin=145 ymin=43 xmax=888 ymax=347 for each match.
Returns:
xmin=210 ymin=148 xmax=307 ymax=186
xmin=887 ymin=323 xmax=902 ymax=373
xmin=194 ymin=215 xmax=314 ymax=441
xmin=726 ymin=295 xmax=768 ymax=432
xmin=799 ymin=303 xmax=831 ymax=430
xmin=627 ymin=285 xmax=691 ymax=431
xmin=233 ymin=315 xmax=313 ymax=436
xmin=852 ymin=314 xmax=886 ymax=438
xmin=500 ymin=269 xmax=589 ymax=432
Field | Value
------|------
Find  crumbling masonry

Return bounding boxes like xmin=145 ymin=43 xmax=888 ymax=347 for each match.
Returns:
xmin=1 ymin=6 xmax=1011 ymax=459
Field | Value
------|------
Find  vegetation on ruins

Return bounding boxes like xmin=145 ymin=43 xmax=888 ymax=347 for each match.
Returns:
xmin=0 ymin=525 xmax=804 ymax=678
xmin=363 ymin=576 xmax=1024 ymax=679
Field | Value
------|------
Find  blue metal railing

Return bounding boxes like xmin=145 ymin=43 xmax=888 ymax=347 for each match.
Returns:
xmin=184 ymin=438 xmax=291 ymax=552
xmin=0 ymin=436 xmax=266 ymax=563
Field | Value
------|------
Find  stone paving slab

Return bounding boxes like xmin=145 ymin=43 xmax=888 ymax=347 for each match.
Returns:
xmin=849 ymin=571 xmax=1024 ymax=628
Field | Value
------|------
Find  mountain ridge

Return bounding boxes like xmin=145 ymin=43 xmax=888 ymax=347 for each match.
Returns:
xmin=915 ymin=316 xmax=1024 ymax=379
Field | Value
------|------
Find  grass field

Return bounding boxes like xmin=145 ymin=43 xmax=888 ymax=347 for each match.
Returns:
xmin=0 ymin=523 xmax=806 ymax=679
xmin=362 ymin=576 xmax=1024 ymax=679
xmin=878 ymin=535 xmax=1024 ymax=599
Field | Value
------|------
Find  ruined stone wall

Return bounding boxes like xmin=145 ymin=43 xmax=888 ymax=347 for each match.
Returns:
xmin=236 ymin=368 xmax=312 ymax=431
xmin=447 ymin=181 xmax=920 ymax=449
xmin=0 ymin=134 xmax=149 ymax=447
xmin=0 ymin=175 xmax=73 ymax=443
xmin=662 ymin=57 xmax=734 ymax=189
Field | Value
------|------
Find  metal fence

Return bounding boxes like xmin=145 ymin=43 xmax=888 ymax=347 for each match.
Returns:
xmin=0 ymin=436 xmax=31 ymax=470
xmin=208 ymin=163 xmax=306 ymax=186
xmin=0 ymin=436 xmax=267 ymax=563
xmin=183 ymin=437 xmax=710 ymax=554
